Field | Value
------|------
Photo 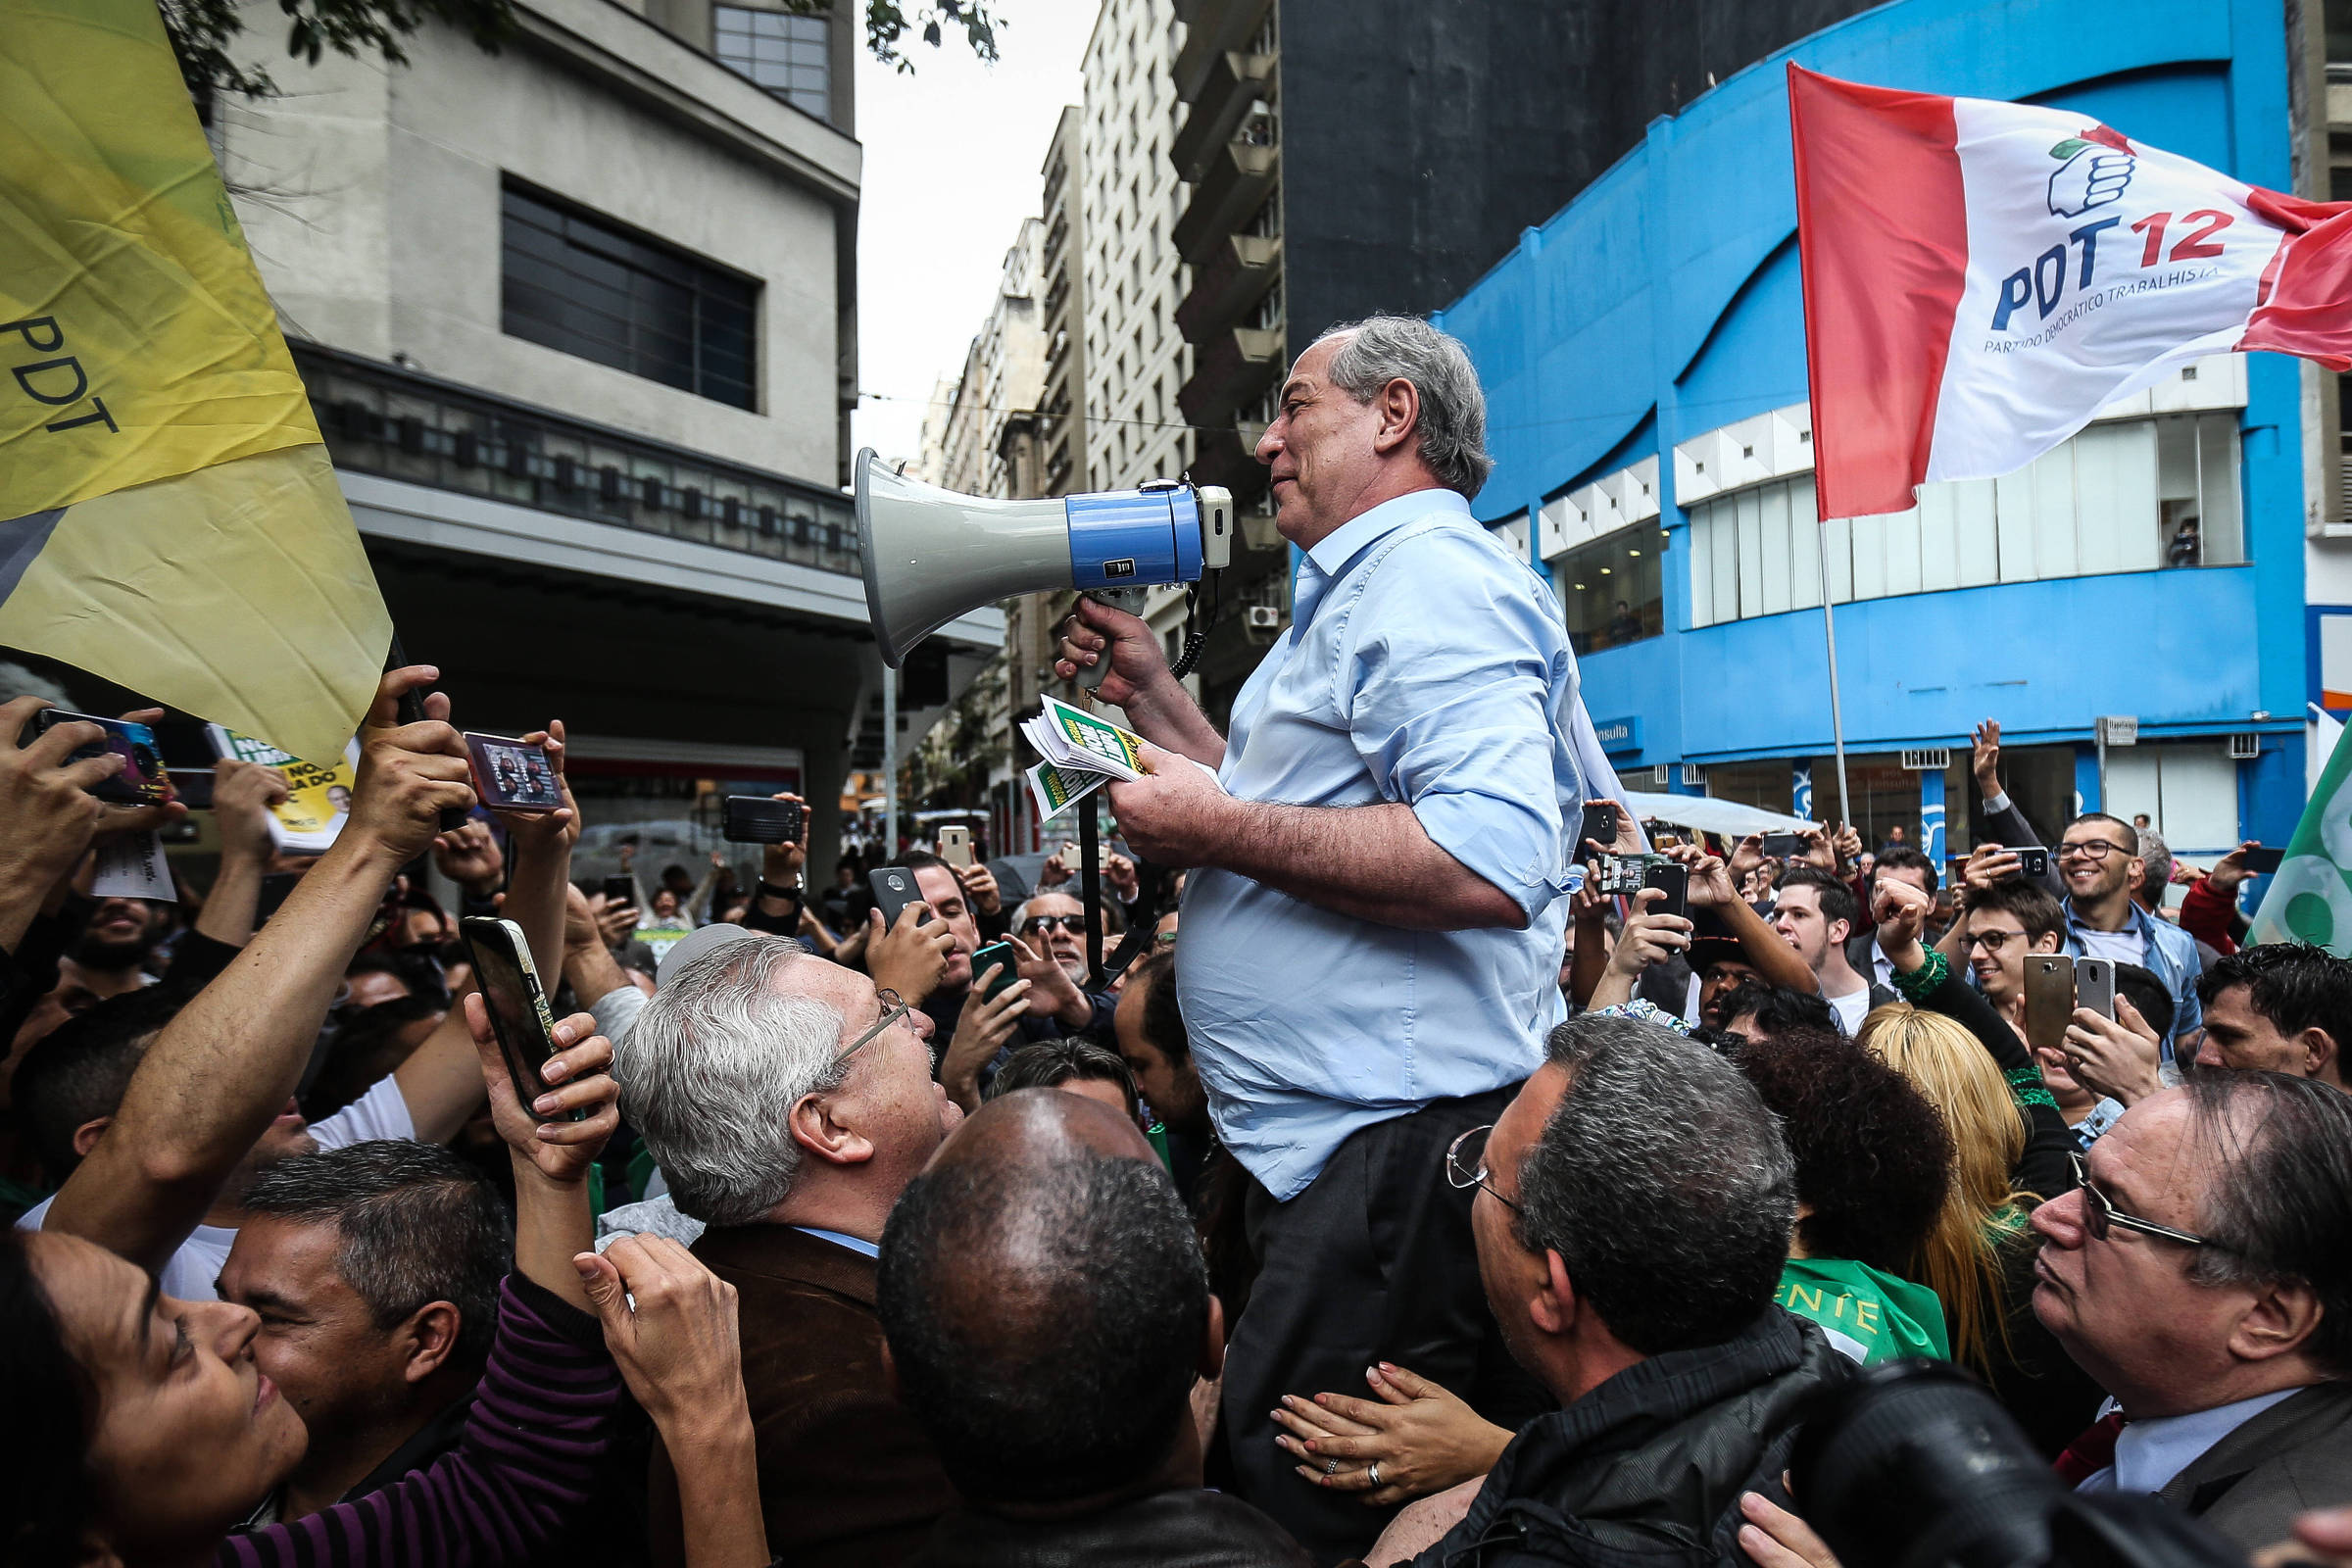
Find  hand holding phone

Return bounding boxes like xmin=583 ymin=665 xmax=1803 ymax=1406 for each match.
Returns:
xmin=869 ymin=866 xmax=931 ymax=928
xmin=2024 ymin=955 xmax=2076 ymax=1054
xmin=970 ymin=939 xmax=1020 ymax=1001
xmin=2241 ymin=845 xmax=2286 ymax=875
xmin=1641 ymin=859 xmax=1690 ymax=922
xmin=460 ymin=916 xmax=586 ymax=1119
xmin=464 ymin=733 xmax=565 ymax=810
xmin=937 ymin=824 xmax=974 ymax=868
xmin=24 ymin=710 xmax=173 ymax=805
xmin=722 ymin=795 xmax=805 ymax=845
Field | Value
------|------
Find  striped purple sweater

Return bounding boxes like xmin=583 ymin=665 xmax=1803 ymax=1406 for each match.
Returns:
xmin=221 ymin=1274 xmax=622 ymax=1568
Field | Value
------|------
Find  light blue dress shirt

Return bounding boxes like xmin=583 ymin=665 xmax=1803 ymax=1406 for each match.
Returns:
xmin=2077 ymin=1388 xmax=2297 ymax=1494
xmin=1175 ymin=488 xmax=1587 ymax=1200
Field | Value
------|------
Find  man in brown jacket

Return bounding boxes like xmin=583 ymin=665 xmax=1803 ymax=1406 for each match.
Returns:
xmin=618 ymin=932 xmax=963 ymax=1566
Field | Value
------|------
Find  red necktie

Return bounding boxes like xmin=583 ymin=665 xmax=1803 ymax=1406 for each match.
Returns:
xmin=2052 ymin=1410 xmax=2128 ymax=1486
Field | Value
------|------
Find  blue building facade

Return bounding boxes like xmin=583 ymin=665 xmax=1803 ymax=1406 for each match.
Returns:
xmin=1434 ymin=0 xmax=2311 ymax=864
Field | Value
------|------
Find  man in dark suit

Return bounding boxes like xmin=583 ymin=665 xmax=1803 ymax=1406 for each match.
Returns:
xmin=878 ymin=1088 xmax=1309 ymax=1568
xmin=2030 ymin=1068 xmax=2352 ymax=1549
xmin=616 ymin=933 xmax=962 ymax=1567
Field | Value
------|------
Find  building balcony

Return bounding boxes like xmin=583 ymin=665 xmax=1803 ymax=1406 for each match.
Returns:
xmin=1173 ymin=0 xmax=1271 ymax=100
xmin=292 ymin=341 xmax=861 ymax=575
xmin=1176 ymin=234 xmax=1281 ymax=344
xmin=1185 ymin=426 xmax=1268 ymax=506
xmin=1173 ymin=140 xmax=1279 ymax=263
xmin=1172 ymin=50 xmax=1278 ymax=181
xmin=1178 ymin=326 xmax=1284 ymax=429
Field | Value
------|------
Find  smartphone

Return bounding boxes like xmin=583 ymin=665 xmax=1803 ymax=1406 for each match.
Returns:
xmin=600 ymin=874 xmax=636 ymax=909
xmin=2014 ymin=846 xmax=2051 ymax=879
xmin=463 ymin=732 xmax=564 ymax=810
xmin=25 ymin=710 xmax=173 ymax=805
xmin=971 ymin=939 xmax=1020 ymax=1000
xmin=937 ymin=824 xmax=974 ymax=868
xmin=1577 ymin=804 xmax=1618 ymax=860
xmin=2242 ymin=845 xmax=2286 ymax=875
xmin=166 ymin=767 xmax=216 ymax=809
xmin=1642 ymin=860 xmax=1690 ymax=921
xmin=1593 ymin=854 xmax=1658 ymax=897
xmin=2075 ymin=956 xmax=2116 ymax=1022
xmin=869 ymin=865 xmax=931 ymax=928
xmin=459 ymin=916 xmax=584 ymax=1118
xmin=2024 ymin=955 xmax=2076 ymax=1054
xmin=722 ymin=795 xmax=804 ymax=845
xmin=1759 ymin=832 xmax=1805 ymax=858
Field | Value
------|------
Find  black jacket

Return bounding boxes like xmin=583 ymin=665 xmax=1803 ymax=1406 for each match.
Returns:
xmin=1409 ymin=1309 xmax=1851 ymax=1568
xmin=914 ymin=1486 xmax=1310 ymax=1568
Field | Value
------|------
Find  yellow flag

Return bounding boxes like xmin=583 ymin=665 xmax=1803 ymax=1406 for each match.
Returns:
xmin=0 ymin=0 xmax=389 ymax=763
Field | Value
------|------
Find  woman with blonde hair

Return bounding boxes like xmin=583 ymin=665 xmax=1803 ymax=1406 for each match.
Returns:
xmin=1862 ymin=879 xmax=2099 ymax=1455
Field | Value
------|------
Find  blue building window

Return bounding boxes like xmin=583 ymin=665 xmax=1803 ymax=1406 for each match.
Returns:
xmin=1557 ymin=527 xmax=1664 ymax=655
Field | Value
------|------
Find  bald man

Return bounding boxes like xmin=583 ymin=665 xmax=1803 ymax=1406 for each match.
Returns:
xmin=877 ymin=1091 xmax=1309 ymax=1567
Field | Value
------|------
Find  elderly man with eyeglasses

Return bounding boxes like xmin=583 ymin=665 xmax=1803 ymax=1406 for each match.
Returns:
xmin=615 ymin=934 xmax=962 ymax=1568
xmin=2029 ymin=1070 xmax=2352 ymax=1550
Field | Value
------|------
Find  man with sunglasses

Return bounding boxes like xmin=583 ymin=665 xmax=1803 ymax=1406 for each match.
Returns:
xmin=2029 ymin=1070 xmax=2352 ymax=1549
xmin=619 ymin=937 xmax=963 ymax=1566
xmin=1003 ymin=892 xmax=1119 ymax=1046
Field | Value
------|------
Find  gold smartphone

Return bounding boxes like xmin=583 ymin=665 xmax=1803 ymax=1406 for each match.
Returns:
xmin=2023 ymin=955 xmax=2076 ymax=1054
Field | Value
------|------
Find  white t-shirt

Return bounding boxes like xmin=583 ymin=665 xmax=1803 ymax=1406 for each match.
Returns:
xmin=2076 ymin=925 xmax=2147 ymax=968
xmin=1827 ymin=985 xmax=1872 ymax=1037
xmin=17 ymin=1075 xmax=416 ymax=1301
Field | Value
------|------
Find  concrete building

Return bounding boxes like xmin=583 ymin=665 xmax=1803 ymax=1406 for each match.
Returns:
xmin=1440 ymin=0 xmax=2331 ymax=869
xmin=210 ymin=0 xmax=1000 ymax=874
xmin=1083 ymin=0 xmax=1193 ymax=495
xmin=1164 ymin=0 xmax=1886 ymax=718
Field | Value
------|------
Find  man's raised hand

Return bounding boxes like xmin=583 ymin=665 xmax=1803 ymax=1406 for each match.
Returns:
xmin=350 ymin=666 xmax=476 ymax=868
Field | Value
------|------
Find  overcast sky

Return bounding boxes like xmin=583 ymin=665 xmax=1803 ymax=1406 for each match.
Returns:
xmin=849 ymin=2 xmax=1100 ymax=466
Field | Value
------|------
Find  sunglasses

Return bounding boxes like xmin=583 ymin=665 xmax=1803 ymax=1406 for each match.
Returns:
xmin=1019 ymin=914 xmax=1088 ymax=935
xmin=2068 ymin=1151 xmax=2216 ymax=1250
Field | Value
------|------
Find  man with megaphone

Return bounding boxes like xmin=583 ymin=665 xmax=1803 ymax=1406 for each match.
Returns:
xmin=1055 ymin=314 xmax=1624 ymax=1562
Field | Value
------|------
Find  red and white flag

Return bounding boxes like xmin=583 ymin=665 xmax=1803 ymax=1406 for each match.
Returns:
xmin=1789 ymin=63 xmax=2352 ymax=519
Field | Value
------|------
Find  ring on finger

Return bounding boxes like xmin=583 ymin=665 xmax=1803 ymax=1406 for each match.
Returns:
xmin=1368 ymin=1461 xmax=1383 ymax=1488
xmin=1323 ymin=1457 xmax=1340 ymax=1476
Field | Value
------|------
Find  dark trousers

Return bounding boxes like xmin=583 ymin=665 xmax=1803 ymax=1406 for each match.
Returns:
xmin=1219 ymin=1086 xmax=1550 ymax=1565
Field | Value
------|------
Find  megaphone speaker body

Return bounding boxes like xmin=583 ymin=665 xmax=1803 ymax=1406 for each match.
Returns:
xmin=856 ymin=448 xmax=1223 ymax=669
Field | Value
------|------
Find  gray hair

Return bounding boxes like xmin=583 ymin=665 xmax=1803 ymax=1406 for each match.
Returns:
xmin=2135 ymin=828 xmax=2173 ymax=905
xmin=1515 ymin=1013 xmax=1795 ymax=1354
xmin=615 ymin=934 xmax=849 ymax=1225
xmin=242 ymin=1140 xmax=512 ymax=1369
xmin=1312 ymin=315 xmax=1494 ymax=498
xmin=2181 ymin=1071 xmax=2352 ymax=1374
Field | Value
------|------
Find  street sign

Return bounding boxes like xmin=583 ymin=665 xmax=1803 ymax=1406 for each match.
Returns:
xmin=2097 ymin=715 xmax=2138 ymax=747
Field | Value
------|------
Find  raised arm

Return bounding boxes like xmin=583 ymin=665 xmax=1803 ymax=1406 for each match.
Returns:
xmin=396 ymin=722 xmax=579 ymax=1145
xmin=47 ymin=668 xmax=471 ymax=1275
xmin=1674 ymin=844 xmax=1820 ymax=995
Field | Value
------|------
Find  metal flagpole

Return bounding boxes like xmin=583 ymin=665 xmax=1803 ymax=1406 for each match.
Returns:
xmin=1816 ymin=526 xmax=1852 ymax=828
xmin=882 ymin=664 xmax=899 ymax=857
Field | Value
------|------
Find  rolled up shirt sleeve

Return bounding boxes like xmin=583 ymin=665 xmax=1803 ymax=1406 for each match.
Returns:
xmin=1339 ymin=537 xmax=1579 ymax=920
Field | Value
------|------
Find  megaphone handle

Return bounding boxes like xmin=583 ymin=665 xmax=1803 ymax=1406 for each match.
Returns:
xmin=1074 ymin=587 xmax=1150 ymax=694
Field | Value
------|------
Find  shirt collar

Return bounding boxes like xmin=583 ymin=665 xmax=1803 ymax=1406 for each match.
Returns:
xmin=2068 ymin=898 xmax=2155 ymax=941
xmin=2111 ymin=1388 xmax=2299 ymax=1494
xmin=791 ymin=1224 xmax=880 ymax=1259
xmin=1302 ymin=487 xmax=1471 ymax=577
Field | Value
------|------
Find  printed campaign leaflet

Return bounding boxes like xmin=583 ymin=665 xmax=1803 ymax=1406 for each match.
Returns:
xmin=206 ymin=725 xmax=359 ymax=853
xmin=1019 ymin=695 xmax=1224 ymax=820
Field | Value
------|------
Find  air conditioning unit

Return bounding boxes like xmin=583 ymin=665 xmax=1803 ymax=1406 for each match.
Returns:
xmin=1900 ymin=748 xmax=1952 ymax=771
xmin=2229 ymin=733 xmax=2261 ymax=760
xmin=1243 ymin=604 xmax=1283 ymax=644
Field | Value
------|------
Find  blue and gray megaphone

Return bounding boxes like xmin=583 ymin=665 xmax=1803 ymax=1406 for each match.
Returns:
xmin=854 ymin=447 xmax=1233 ymax=688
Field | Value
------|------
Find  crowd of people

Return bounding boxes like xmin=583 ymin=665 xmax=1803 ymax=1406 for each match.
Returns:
xmin=4 ymin=312 xmax=2351 ymax=1568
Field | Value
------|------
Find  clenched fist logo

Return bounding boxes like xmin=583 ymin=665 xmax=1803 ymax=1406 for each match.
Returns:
xmin=2047 ymin=129 xmax=2134 ymax=218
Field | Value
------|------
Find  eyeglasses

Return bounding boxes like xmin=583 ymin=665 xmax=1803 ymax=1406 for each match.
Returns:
xmin=2058 ymin=839 xmax=2132 ymax=862
xmin=1446 ymin=1125 xmax=1520 ymax=1212
xmin=1020 ymin=914 xmax=1088 ymax=935
xmin=839 ymin=989 xmax=911 ymax=1065
xmin=2068 ymin=1152 xmax=2215 ymax=1249
xmin=1968 ymin=929 xmax=2022 ymax=951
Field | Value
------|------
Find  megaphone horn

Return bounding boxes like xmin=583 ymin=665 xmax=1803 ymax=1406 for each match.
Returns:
xmin=855 ymin=448 xmax=1232 ymax=671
